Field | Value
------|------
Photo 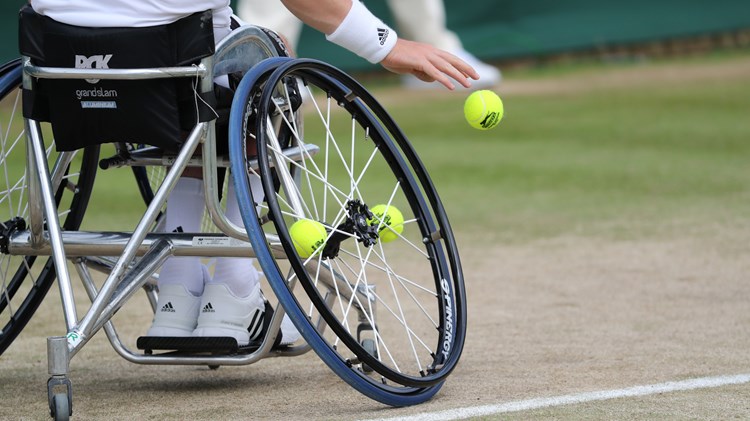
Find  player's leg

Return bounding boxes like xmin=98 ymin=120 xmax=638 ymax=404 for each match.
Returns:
xmin=191 ymin=176 xmax=268 ymax=346
xmin=144 ymin=24 xmax=298 ymax=348
xmin=144 ymin=175 xmax=207 ymax=337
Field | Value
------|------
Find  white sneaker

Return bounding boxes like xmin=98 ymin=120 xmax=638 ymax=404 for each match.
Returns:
xmin=192 ymin=283 xmax=265 ymax=346
xmin=279 ymin=314 xmax=302 ymax=346
xmin=402 ymin=48 xmax=501 ymax=90
xmin=146 ymin=284 xmax=202 ymax=337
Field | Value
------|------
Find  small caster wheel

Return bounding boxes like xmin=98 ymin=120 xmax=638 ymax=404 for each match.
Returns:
xmin=51 ymin=393 xmax=70 ymax=421
xmin=208 ymin=365 xmax=220 ymax=370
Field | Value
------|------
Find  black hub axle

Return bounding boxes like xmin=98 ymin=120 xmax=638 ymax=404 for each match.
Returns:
xmin=321 ymin=200 xmax=378 ymax=259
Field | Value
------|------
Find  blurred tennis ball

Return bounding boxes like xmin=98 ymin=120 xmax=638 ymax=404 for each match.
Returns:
xmin=289 ymin=219 xmax=327 ymax=258
xmin=368 ymin=204 xmax=404 ymax=243
xmin=464 ymin=90 xmax=504 ymax=130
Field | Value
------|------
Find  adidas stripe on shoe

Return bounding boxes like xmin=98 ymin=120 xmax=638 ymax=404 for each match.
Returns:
xmin=192 ymin=282 xmax=266 ymax=346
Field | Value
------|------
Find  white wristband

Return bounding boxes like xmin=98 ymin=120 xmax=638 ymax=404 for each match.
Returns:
xmin=326 ymin=1 xmax=398 ymax=64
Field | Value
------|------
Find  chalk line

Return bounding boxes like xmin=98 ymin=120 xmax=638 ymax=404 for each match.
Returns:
xmin=365 ymin=373 xmax=750 ymax=421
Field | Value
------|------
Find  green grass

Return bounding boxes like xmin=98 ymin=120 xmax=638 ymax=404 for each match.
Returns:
xmin=83 ymin=144 xmax=151 ymax=231
xmin=381 ymin=59 xmax=750 ymax=242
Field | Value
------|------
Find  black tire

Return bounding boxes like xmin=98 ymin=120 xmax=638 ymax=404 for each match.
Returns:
xmin=0 ymin=61 xmax=99 ymax=356
xmin=230 ymin=58 xmax=466 ymax=405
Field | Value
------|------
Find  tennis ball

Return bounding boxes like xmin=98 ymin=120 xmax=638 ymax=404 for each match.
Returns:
xmin=464 ymin=90 xmax=503 ymax=130
xmin=368 ymin=204 xmax=404 ymax=243
xmin=289 ymin=219 xmax=327 ymax=258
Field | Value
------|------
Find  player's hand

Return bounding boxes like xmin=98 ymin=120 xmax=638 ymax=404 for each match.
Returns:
xmin=380 ymin=39 xmax=480 ymax=90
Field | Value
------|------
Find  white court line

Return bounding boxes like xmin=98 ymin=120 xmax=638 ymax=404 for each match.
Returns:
xmin=366 ymin=373 xmax=750 ymax=421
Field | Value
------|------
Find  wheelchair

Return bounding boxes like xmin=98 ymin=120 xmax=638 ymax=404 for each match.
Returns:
xmin=0 ymin=7 xmax=466 ymax=420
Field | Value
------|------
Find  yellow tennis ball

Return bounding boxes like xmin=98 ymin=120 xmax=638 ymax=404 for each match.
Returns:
xmin=464 ymin=90 xmax=504 ymax=130
xmin=368 ymin=204 xmax=404 ymax=243
xmin=289 ymin=219 xmax=327 ymax=258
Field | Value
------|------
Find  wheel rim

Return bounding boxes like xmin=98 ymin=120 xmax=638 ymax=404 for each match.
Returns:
xmin=251 ymin=60 xmax=466 ymax=389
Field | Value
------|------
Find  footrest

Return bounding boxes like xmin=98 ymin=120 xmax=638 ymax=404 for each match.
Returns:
xmin=137 ymin=302 xmax=288 ymax=355
xmin=137 ymin=336 xmax=241 ymax=354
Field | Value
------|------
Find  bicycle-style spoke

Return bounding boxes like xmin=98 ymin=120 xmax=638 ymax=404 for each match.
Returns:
xmin=232 ymin=59 xmax=464 ymax=404
xmin=269 ymin=67 xmax=461 ymax=381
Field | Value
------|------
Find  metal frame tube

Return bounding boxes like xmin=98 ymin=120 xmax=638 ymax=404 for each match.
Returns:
xmin=23 ymin=63 xmax=207 ymax=81
xmin=26 ymin=119 xmax=79 ymax=329
xmin=202 ymin=117 xmax=249 ymax=240
xmin=102 ymin=144 xmax=317 ymax=171
xmin=75 ymin=260 xmax=130 ymax=359
xmin=90 ymin=239 xmax=172 ymax=339
xmin=266 ymin=116 xmax=305 ymax=216
xmin=7 ymin=231 xmax=273 ymax=257
xmin=25 ymin=126 xmax=45 ymax=249
xmin=48 ymin=151 xmax=77 ymax=197
xmin=26 ymin=148 xmax=78 ymax=249
xmin=70 ymin=123 xmax=205 ymax=350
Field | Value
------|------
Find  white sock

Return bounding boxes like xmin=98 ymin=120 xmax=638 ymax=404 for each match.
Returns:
xmin=159 ymin=177 xmax=206 ymax=296
xmin=210 ymin=177 xmax=264 ymax=298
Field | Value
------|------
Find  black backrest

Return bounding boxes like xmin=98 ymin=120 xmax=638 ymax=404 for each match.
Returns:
xmin=18 ymin=5 xmax=216 ymax=151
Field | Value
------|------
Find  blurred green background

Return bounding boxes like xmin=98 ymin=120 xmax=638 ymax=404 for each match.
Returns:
xmin=3 ymin=1 xmax=750 ymax=68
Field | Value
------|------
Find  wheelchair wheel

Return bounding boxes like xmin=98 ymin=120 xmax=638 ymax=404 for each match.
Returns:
xmin=230 ymin=59 xmax=466 ymax=405
xmin=0 ymin=60 xmax=99 ymax=355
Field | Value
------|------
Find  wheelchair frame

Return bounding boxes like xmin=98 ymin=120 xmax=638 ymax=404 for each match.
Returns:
xmin=18 ymin=27 xmax=321 ymax=418
xmin=20 ymin=25 xmax=314 ymax=356
xmin=1 ymin=23 xmax=466 ymax=420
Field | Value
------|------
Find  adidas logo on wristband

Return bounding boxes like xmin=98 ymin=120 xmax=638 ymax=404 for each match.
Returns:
xmin=377 ymin=28 xmax=390 ymax=46
xmin=326 ymin=0 xmax=398 ymax=63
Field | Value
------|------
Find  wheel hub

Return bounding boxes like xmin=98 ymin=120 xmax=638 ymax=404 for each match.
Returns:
xmin=321 ymin=200 xmax=378 ymax=259
xmin=0 ymin=217 xmax=26 ymax=254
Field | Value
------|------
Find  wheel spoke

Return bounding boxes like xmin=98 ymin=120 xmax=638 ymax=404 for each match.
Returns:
xmin=232 ymin=59 xmax=463 ymax=404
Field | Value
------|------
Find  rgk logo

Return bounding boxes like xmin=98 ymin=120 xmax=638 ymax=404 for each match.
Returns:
xmin=75 ymin=54 xmax=112 ymax=84
xmin=75 ymin=54 xmax=112 ymax=69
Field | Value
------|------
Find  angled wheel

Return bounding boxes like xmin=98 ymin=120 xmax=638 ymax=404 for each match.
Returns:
xmin=0 ymin=60 xmax=99 ymax=355
xmin=230 ymin=59 xmax=466 ymax=405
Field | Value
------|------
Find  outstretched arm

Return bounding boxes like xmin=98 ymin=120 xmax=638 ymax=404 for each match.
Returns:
xmin=280 ymin=0 xmax=479 ymax=90
xmin=280 ymin=0 xmax=350 ymax=34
